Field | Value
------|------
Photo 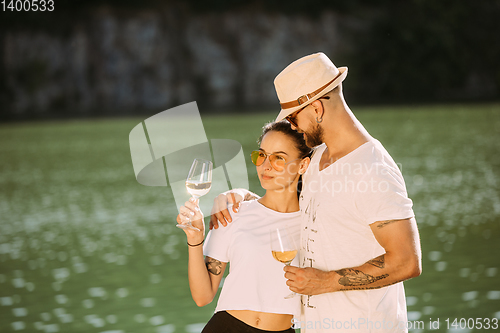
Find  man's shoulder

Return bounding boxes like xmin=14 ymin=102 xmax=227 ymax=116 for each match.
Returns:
xmin=354 ymin=140 xmax=402 ymax=175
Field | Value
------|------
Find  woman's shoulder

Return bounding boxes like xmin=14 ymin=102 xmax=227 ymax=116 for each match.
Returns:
xmin=231 ymin=199 xmax=259 ymax=218
xmin=238 ymin=199 xmax=259 ymax=209
xmin=240 ymin=200 xmax=301 ymax=220
xmin=210 ymin=199 xmax=259 ymax=233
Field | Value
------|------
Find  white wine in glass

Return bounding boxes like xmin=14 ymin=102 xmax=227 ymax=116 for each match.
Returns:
xmin=272 ymin=250 xmax=298 ymax=265
xmin=270 ymin=226 xmax=299 ymax=299
xmin=177 ymin=158 xmax=213 ymax=231
xmin=185 ymin=180 xmax=212 ymax=198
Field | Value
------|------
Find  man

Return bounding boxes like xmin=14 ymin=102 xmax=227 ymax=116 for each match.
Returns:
xmin=211 ymin=53 xmax=421 ymax=332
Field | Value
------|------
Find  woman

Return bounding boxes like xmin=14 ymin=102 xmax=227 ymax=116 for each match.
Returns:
xmin=176 ymin=120 xmax=311 ymax=332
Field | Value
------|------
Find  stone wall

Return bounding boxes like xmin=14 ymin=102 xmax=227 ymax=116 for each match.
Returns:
xmin=2 ymin=7 xmax=355 ymax=117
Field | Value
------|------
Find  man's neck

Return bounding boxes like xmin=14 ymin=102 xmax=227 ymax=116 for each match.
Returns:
xmin=320 ymin=105 xmax=371 ymax=168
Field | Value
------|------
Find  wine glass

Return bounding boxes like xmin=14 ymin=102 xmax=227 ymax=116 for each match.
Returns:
xmin=176 ymin=158 xmax=213 ymax=231
xmin=270 ymin=226 xmax=298 ymax=299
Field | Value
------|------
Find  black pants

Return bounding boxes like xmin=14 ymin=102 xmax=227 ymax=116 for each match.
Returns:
xmin=202 ymin=311 xmax=296 ymax=333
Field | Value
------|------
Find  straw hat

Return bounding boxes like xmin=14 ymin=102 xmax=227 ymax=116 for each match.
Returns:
xmin=274 ymin=52 xmax=348 ymax=121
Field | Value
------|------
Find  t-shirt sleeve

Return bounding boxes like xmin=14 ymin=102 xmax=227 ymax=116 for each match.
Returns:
xmin=203 ymin=223 xmax=233 ymax=263
xmin=354 ymin=164 xmax=414 ymax=225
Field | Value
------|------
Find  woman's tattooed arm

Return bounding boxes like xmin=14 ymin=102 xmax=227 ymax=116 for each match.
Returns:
xmin=205 ymin=257 xmax=223 ymax=275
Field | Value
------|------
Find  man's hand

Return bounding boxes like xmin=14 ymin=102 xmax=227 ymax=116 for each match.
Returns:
xmin=209 ymin=192 xmax=242 ymax=230
xmin=209 ymin=189 xmax=259 ymax=229
xmin=283 ymin=217 xmax=422 ymax=296
xmin=284 ymin=266 xmax=335 ymax=296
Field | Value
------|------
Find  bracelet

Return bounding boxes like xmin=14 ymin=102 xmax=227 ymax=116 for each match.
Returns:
xmin=187 ymin=239 xmax=204 ymax=247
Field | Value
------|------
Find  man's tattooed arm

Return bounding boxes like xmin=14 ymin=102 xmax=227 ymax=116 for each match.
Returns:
xmin=335 ymin=268 xmax=389 ymax=287
xmin=328 ymin=218 xmax=421 ymax=292
xmin=376 ymin=219 xmax=403 ymax=229
xmin=333 ymin=255 xmax=387 ymax=290
xmin=367 ymin=254 xmax=385 ymax=268
xmin=339 ymin=278 xmax=406 ymax=291
xmin=205 ymin=257 xmax=223 ymax=275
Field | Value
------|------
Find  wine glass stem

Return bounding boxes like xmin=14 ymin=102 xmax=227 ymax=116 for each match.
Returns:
xmin=176 ymin=196 xmax=201 ymax=231
xmin=284 ymin=262 xmax=297 ymax=298
xmin=190 ymin=195 xmax=201 ymax=218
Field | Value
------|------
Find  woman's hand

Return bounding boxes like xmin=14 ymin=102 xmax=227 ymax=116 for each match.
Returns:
xmin=176 ymin=198 xmax=205 ymax=243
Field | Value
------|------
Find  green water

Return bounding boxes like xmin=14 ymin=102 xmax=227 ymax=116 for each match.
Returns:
xmin=0 ymin=104 xmax=499 ymax=332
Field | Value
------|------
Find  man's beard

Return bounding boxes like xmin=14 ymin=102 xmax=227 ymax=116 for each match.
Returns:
xmin=304 ymin=123 xmax=324 ymax=147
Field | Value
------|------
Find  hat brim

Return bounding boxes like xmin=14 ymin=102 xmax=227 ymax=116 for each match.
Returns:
xmin=275 ymin=66 xmax=348 ymax=122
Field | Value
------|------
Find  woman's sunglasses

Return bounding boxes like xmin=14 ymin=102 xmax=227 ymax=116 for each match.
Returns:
xmin=250 ymin=150 xmax=300 ymax=172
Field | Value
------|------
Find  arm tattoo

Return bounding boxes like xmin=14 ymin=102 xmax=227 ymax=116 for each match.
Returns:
xmin=205 ymin=257 xmax=223 ymax=275
xmin=339 ymin=278 xmax=405 ymax=291
xmin=336 ymin=268 xmax=388 ymax=287
xmin=376 ymin=219 xmax=402 ymax=229
xmin=367 ymin=254 xmax=385 ymax=269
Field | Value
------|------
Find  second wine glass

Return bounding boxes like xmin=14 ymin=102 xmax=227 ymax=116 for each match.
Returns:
xmin=177 ymin=158 xmax=213 ymax=231
xmin=270 ymin=226 xmax=298 ymax=299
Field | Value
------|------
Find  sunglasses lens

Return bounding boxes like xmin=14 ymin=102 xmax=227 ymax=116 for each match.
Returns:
xmin=251 ymin=151 xmax=266 ymax=166
xmin=285 ymin=115 xmax=297 ymax=127
xmin=252 ymin=151 xmax=288 ymax=171
xmin=250 ymin=151 xmax=259 ymax=165
xmin=269 ymin=155 xmax=285 ymax=171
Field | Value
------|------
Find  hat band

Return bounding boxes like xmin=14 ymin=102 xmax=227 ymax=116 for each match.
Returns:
xmin=280 ymin=71 xmax=342 ymax=110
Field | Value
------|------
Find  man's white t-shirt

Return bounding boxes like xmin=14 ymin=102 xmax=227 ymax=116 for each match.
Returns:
xmin=204 ymin=200 xmax=301 ymax=317
xmin=298 ymin=140 xmax=414 ymax=333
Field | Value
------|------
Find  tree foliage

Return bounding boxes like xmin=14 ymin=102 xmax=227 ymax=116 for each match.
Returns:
xmin=1 ymin=0 xmax=498 ymax=108
xmin=349 ymin=0 xmax=500 ymax=103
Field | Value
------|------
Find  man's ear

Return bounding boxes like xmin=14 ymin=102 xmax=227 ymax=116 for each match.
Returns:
xmin=310 ymin=99 xmax=325 ymax=120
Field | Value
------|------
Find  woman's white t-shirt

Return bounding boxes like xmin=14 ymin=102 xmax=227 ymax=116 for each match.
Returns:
xmin=203 ymin=200 xmax=301 ymax=317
